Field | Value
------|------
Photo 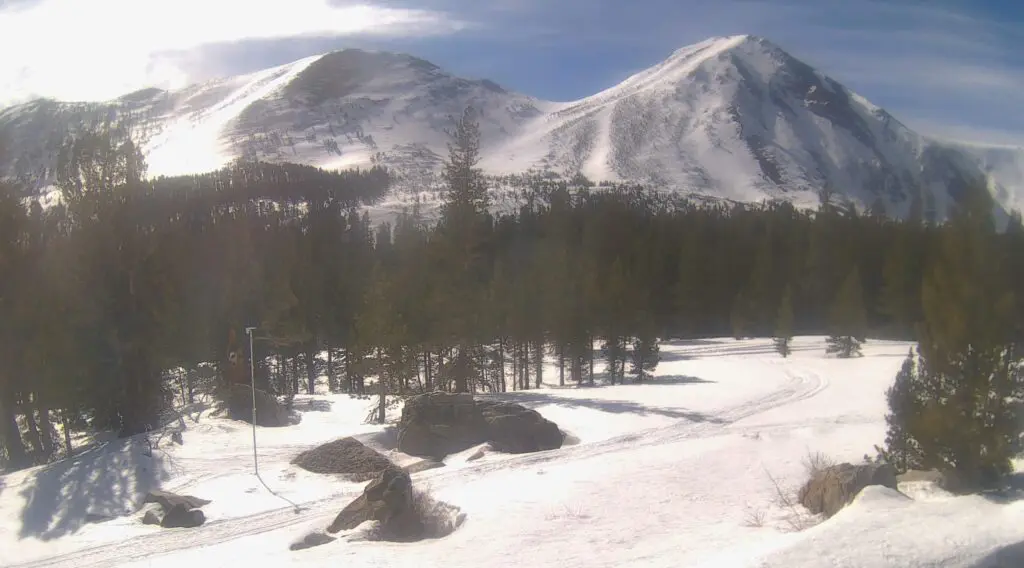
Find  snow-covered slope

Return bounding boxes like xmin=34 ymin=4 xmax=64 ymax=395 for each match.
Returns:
xmin=1 ymin=35 xmax=1021 ymax=221
xmin=4 ymin=337 xmax=1024 ymax=568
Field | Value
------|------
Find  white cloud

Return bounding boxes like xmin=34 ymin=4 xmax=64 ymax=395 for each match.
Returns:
xmin=0 ymin=0 xmax=467 ymax=103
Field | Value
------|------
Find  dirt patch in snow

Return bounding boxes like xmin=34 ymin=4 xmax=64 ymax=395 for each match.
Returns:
xmin=292 ymin=437 xmax=395 ymax=481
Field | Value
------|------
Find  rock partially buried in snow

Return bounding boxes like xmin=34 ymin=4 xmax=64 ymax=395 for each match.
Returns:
xmin=326 ymin=466 xmax=464 ymax=542
xmin=222 ymin=384 xmax=290 ymax=427
xmin=289 ymin=529 xmax=337 ymax=551
xmin=478 ymin=401 xmax=564 ymax=454
xmin=139 ymin=490 xmax=211 ymax=529
xmin=798 ymin=462 xmax=898 ymax=518
xmin=397 ymin=392 xmax=563 ymax=459
xmin=327 ymin=466 xmax=421 ymax=537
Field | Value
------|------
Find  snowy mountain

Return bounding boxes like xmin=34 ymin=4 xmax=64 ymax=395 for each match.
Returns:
xmin=1 ymin=35 xmax=1021 ymax=221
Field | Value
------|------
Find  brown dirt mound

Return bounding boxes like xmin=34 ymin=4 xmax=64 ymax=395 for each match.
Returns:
xmin=292 ymin=437 xmax=395 ymax=481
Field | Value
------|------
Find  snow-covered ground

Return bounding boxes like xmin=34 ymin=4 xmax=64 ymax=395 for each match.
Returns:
xmin=3 ymin=336 xmax=1024 ymax=568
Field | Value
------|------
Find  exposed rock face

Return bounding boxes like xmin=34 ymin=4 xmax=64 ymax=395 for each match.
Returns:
xmin=478 ymin=401 xmax=564 ymax=454
xmin=798 ymin=462 xmax=898 ymax=518
xmin=396 ymin=392 xmax=563 ymax=459
xmin=224 ymin=384 xmax=290 ymax=427
xmin=139 ymin=490 xmax=211 ymax=529
xmin=327 ymin=467 xmax=424 ymax=541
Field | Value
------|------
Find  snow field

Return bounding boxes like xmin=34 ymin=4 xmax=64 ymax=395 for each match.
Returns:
xmin=2 ymin=337 xmax=1024 ymax=568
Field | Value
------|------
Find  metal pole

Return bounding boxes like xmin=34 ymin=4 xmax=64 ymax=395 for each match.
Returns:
xmin=246 ymin=326 xmax=258 ymax=476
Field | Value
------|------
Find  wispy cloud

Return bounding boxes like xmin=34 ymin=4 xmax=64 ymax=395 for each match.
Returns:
xmin=2 ymin=0 xmax=1021 ymax=147
xmin=0 ymin=0 xmax=467 ymax=103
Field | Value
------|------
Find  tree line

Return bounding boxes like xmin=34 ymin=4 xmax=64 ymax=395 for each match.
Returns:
xmin=0 ymin=109 xmax=1021 ymax=485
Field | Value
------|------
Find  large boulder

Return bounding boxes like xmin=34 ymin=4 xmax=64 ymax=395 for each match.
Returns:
xmin=397 ymin=393 xmax=488 ymax=459
xmin=397 ymin=392 xmax=562 ymax=459
xmin=139 ymin=490 xmax=210 ymax=529
xmin=224 ymin=384 xmax=290 ymax=427
xmin=326 ymin=466 xmax=424 ymax=541
xmin=478 ymin=401 xmax=564 ymax=454
xmin=143 ymin=490 xmax=211 ymax=511
xmin=798 ymin=462 xmax=898 ymax=518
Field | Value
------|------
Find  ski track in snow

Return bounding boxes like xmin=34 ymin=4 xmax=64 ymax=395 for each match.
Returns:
xmin=7 ymin=353 xmax=829 ymax=568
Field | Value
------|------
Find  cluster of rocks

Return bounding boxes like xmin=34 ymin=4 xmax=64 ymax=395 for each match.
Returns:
xmin=140 ymin=490 xmax=211 ymax=529
xmin=396 ymin=392 xmax=564 ymax=460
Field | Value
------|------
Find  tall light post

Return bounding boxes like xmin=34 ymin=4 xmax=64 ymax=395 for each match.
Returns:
xmin=245 ymin=326 xmax=258 ymax=476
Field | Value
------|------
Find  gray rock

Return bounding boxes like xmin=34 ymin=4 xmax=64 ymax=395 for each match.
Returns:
xmin=143 ymin=489 xmax=211 ymax=511
xmin=289 ymin=530 xmax=337 ymax=551
xmin=326 ymin=466 xmax=424 ymax=541
xmin=160 ymin=503 xmax=206 ymax=528
xmin=224 ymin=384 xmax=290 ymax=427
xmin=141 ymin=508 xmax=162 ymax=526
xmin=397 ymin=393 xmax=562 ymax=459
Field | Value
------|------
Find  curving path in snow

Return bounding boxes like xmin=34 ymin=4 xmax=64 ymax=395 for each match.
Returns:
xmin=7 ymin=337 xmax=1023 ymax=568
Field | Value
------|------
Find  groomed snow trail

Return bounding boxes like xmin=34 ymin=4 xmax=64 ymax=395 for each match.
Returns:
xmin=7 ymin=346 xmax=831 ymax=568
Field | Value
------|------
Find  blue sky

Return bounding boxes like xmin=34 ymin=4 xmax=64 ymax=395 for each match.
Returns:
xmin=1 ymin=0 xmax=1022 ymax=147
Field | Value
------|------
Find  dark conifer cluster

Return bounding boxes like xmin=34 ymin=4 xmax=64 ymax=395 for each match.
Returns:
xmin=1 ymin=109 xmax=1021 ymax=486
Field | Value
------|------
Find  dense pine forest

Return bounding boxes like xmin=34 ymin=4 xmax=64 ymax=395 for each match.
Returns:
xmin=1 ymin=109 xmax=1023 ymax=489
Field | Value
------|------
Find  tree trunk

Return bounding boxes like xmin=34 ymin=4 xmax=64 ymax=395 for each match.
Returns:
xmin=588 ymin=336 xmax=595 ymax=387
xmin=534 ymin=341 xmax=543 ymax=389
xmin=306 ymin=345 xmax=316 ymax=395
xmin=291 ymin=356 xmax=299 ymax=396
xmin=186 ymin=369 xmax=195 ymax=404
xmin=558 ymin=343 xmax=565 ymax=387
xmin=571 ymin=349 xmax=582 ymax=385
xmin=0 ymin=391 xmax=28 ymax=469
xmin=344 ymin=348 xmax=353 ymax=393
xmin=377 ymin=349 xmax=387 ymax=424
xmin=327 ymin=347 xmax=337 ymax=393
xmin=498 ymin=339 xmax=506 ymax=392
xmin=424 ymin=351 xmax=433 ymax=391
xmin=61 ymin=409 xmax=73 ymax=459
xmin=523 ymin=342 xmax=531 ymax=390
xmin=453 ymin=348 xmax=469 ymax=394
xmin=22 ymin=400 xmax=43 ymax=459
xmin=511 ymin=342 xmax=518 ymax=391
xmin=37 ymin=403 xmax=55 ymax=458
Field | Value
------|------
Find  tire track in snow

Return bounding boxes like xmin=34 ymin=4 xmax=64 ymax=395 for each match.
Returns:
xmin=13 ymin=361 xmax=828 ymax=568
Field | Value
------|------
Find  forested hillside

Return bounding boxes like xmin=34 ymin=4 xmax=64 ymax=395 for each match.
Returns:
xmin=1 ymin=109 xmax=1022 ymax=476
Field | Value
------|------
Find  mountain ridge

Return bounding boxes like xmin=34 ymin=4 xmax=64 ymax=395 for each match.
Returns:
xmin=1 ymin=35 xmax=1021 ymax=223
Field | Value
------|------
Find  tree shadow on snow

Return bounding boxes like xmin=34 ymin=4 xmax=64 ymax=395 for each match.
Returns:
xmin=479 ymin=390 xmax=725 ymax=424
xmin=980 ymin=473 xmax=1024 ymax=504
xmin=18 ymin=435 xmax=168 ymax=540
xmin=969 ymin=540 xmax=1024 ymax=567
xmin=290 ymin=398 xmax=334 ymax=413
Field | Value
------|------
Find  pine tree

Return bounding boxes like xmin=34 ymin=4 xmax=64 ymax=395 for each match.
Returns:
xmin=774 ymin=284 xmax=795 ymax=357
xmin=630 ymin=333 xmax=660 ymax=383
xmin=883 ymin=350 xmax=918 ymax=472
xmin=882 ymin=181 xmax=1023 ymax=490
xmin=826 ymin=267 xmax=867 ymax=358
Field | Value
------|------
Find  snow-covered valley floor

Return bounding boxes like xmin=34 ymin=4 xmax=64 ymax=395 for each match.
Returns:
xmin=3 ymin=337 xmax=1024 ymax=568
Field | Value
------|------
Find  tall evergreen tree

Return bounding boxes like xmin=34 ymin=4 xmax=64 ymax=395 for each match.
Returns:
xmin=883 ymin=182 xmax=1023 ymax=489
xmin=826 ymin=267 xmax=868 ymax=358
xmin=774 ymin=284 xmax=795 ymax=358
